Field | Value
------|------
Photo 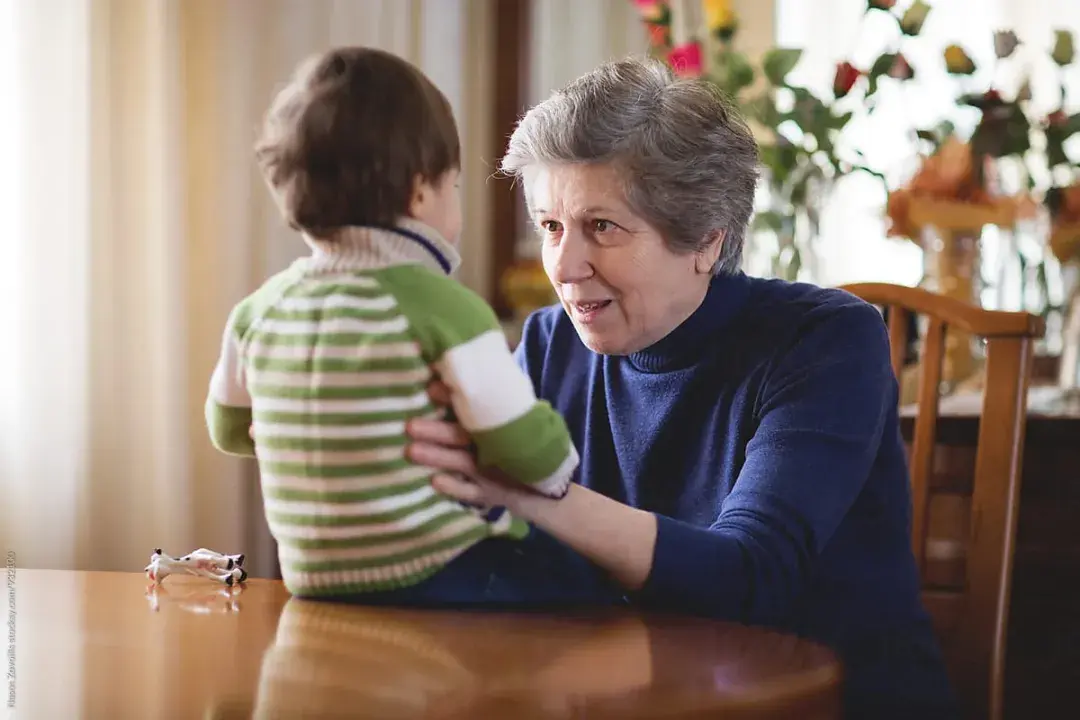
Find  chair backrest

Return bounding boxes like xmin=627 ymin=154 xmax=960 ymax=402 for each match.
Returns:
xmin=839 ymin=282 xmax=1045 ymax=720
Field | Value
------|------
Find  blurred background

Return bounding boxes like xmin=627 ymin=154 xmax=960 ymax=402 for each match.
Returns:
xmin=1 ymin=0 xmax=1078 ymax=580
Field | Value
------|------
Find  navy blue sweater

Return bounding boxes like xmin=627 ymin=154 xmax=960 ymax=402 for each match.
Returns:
xmin=514 ymin=271 xmax=958 ymax=718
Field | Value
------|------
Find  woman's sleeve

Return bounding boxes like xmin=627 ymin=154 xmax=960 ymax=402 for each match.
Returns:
xmin=634 ymin=302 xmax=896 ymax=624
xmin=512 ymin=307 xmax=556 ymax=390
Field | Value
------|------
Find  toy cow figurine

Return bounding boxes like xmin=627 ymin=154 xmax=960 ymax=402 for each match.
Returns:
xmin=144 ymin=548 xmax=247 ymax=586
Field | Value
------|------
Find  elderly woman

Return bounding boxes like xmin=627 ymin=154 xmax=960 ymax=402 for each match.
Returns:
xmin=405 ymin=57 xmax=957 ymax=718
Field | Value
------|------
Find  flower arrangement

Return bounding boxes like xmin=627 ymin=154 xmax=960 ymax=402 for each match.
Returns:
xmin=884 ymin=137 xmax=1033 ymax=242
xmin=884 ymin=22 xmax=1079 ymax=247
xmin=630 ymin=0 xmax=897 ymax=279
xmin=877 ymin=12 xmax=1078 ymax=321
xmin=632 ymin=0 xmax=1080 ymax=301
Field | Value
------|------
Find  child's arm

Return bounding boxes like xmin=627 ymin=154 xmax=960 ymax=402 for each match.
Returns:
xmin=433 ymin=323 xmax=579 ymax=498
xmin=205 ymin=317 xmax=256 ymax=457
xmin=383 ymin=267 xmax=577 ymax=498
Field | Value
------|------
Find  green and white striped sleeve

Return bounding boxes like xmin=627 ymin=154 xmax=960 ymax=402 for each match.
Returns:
xmin=206 ymin=267 xmax=305 ymax=458
xmin=378 ymin=265 xmax=578 ymax=498
xmin=206 ymin=309 xmax=256 ymax=457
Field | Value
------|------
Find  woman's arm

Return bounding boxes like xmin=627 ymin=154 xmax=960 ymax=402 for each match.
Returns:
xmin=410 ymin=301 xmax=897 ymax=622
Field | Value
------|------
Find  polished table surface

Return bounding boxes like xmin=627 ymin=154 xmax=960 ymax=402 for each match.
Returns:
xmin=5 ymin=569 xmax=841 ymax=719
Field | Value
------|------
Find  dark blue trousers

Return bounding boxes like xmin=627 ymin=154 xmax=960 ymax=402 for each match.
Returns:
xmin=305 ymin=521 xmax=627 ymax=610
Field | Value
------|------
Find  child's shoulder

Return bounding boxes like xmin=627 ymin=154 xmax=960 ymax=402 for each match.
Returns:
xmin=372 ymin=264 xmax=498 ymax=327
xmin=224 ymin=262 xmax=307 ymax=335
xmin=370 ymin=264 xmax=503 ymax=352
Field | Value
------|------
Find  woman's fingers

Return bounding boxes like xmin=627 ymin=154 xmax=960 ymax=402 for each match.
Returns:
xmin=406 ymin=416 xmax=473 ymax=448
xmin=406 ymin=441 xmax=478 ymax=476
xmin=430 ymin=473 xmax=487 ymax=505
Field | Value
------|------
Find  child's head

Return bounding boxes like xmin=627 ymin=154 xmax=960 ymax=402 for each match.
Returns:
xmin=255 ymin=47 xmax=462 ymax=244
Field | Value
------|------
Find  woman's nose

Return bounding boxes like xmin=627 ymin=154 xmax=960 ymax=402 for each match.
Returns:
xmin=547 ymin=231 xmax=594 ymax=285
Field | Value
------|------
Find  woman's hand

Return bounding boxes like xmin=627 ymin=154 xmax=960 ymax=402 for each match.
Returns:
xmin=404 ymin=380 xmax=525 ymax=512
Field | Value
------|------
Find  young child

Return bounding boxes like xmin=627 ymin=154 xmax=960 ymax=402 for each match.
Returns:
xmin=204 ymin=47 xmax=584 ymax=605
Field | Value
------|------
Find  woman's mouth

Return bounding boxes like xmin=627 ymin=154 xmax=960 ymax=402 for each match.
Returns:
xmin=569 ymin=300 xmax=612 ymax=324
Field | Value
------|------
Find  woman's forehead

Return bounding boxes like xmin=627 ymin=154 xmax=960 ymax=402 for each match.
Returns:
xmin=526 ymin=163 xmax=630 ymax=215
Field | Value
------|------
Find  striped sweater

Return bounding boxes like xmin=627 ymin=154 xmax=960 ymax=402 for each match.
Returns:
xmin=204 ymin=219 xmax=579 ymax=597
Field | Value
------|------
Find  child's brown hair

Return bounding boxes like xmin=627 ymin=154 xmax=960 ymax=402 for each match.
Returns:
xmin=255 ymin=47 xmax=460 ymax=238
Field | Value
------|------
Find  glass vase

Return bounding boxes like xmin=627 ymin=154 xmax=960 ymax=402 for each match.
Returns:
xmin=918 ymin=224 xmax=983 ymax=391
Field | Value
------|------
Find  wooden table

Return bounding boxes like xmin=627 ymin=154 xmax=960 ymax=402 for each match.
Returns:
xmin=899 ymin=384 xmax=1080 ymax=717
xmin=4 ymin=569 xmax=841 ymax=719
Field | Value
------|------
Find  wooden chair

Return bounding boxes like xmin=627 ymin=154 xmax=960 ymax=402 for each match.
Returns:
xmin=840 ymin=282 xmax=1045 ymax=720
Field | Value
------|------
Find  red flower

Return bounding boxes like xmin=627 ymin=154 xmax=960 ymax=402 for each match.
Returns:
xmin=668 ymin=42 xmax=704 ymax=77
xmin=646 ymin=22 xmax=669 ymax=48
xmin=1048 ymin=109 xmax=1068 ymax=126
xmin=633 ymin=0 xmax=667 ymax=23
xmin=833 ymin=61 xmax=860 ymax=98
xmin=887 ymin=53 xmax=913 ymax=80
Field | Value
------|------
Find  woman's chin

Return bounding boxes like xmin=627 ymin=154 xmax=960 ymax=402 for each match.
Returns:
xmin=573 ymin=324 xmax=632 ymax=356
xmin=562 ymin=303 xmax=637 ymax=355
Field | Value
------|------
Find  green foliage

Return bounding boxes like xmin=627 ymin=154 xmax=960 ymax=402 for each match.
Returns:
xmin=762 ymin=48 xmax=802 ymax=86
xmin=1046 ymin=113 xmax=1080 ymax=168
xmin=711 ymin=50 xmax=756 ymax=97
xmin=899 ymin=0 xmax=931 ymax=36
xmin=866 ymin=52 xmax=898 ymax=97
xmin=1052 ymin=30 xmax=1075 ymax=66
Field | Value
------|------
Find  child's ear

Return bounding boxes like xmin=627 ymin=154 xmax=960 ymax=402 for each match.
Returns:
xmin=409 ymin=174 xmax=425 ymax=213
xmin=409 ymin=174 xmax=434 ymax=218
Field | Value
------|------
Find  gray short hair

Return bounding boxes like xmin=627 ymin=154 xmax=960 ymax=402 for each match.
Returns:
xmin=500 ymin=56 xmax=759 ymax=275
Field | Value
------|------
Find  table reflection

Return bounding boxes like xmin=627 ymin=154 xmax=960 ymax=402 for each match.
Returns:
xmin=236 ymin=598 xmax=655 ymax=719
xmin=145 ymin=582 xmax=244 ymax=614
xmin=217 ymin=598 xmax=839 ymax=719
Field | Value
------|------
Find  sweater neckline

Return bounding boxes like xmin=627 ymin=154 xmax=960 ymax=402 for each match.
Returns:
xmin=299 ymin=218 xmax=462 ymax=276
xmin=626 ymin=271 xmax=752 ymax=373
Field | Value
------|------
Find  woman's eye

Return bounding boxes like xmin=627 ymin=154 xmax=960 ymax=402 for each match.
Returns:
xmin=592 ymin=219 xmax=615 ymax=233
xmin=540 ymin=220 xmax=561 ymax=233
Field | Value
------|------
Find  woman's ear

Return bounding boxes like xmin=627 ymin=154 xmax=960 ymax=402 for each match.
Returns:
xmin=694 ymin=230 xmax=725 ymax=274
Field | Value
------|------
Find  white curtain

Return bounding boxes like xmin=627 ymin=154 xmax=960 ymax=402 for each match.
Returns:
xmin=0 ymin=0 xmax=494 ymax=579
xmin=776 ymin=0 xmax=1080 ymax=292
xmin=527 ymin=0 xmax=647 ymax=106
xmin=510 ymin=0 xmax=648 ymax=252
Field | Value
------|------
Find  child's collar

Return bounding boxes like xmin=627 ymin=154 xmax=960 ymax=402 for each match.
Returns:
xmin=301 ymin=218 xmax=462 ymax=276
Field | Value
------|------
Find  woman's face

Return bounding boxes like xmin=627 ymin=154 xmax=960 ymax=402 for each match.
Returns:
xmin=529 ymin=163 xmax=720 ymax=355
